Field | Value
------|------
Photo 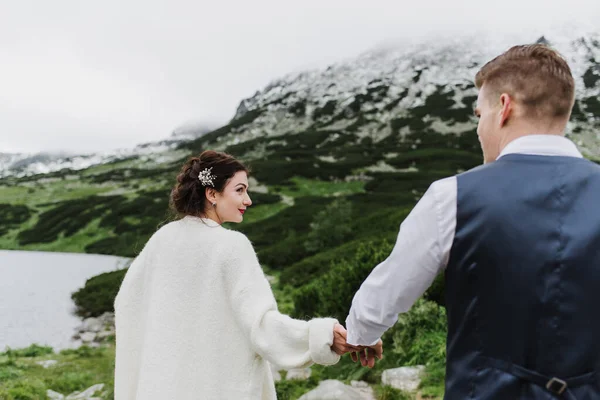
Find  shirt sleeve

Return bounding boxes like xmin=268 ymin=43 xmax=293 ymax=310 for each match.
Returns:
xmin=223 ymin=231 xmax=341 ymax=369
xmin=345 ymin=176 xmax=457 ymax=346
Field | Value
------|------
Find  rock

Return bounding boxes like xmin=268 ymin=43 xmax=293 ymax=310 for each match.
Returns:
xmin=81 ymin=317 xmax=103 ymax=333
xmin=47 ymin=389 xmax=65 ymax=400
xmin=298 ymin=380 xmax=364 ymax=400
xmin=65 ymin=383 xmax=104 ymax=399
xmin=80 ymin=332 xmax=97 ymax=343
xmin=98 ymin=311 xmax=115 ymax=324
xmin=381 ymin=365 xmax=425 ymax=392
xmin=96 ymin=330 xmax=115 ymax=341
xmin=286 ymin=367 xmax=312 ymax=380
xmin=36 ymin=359 xmax=58 ymax=368
xmin=350 ymin=381 xmax=375 ymax=400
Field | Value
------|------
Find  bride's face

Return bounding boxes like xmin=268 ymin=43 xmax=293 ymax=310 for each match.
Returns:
xmin=213 ymin=171 xmax=252 ymax=223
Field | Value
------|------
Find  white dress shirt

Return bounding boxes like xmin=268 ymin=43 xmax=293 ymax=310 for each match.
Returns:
xmin=345 ymin=135 xmax=584 ymax=346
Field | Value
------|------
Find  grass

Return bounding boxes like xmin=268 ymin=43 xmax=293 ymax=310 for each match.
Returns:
xmin=263 ymin=269 xmax=296 ymax=315
xmin=0 ymin=180 xmax=116 ymax=207
xmin=0 ymin=211 xmax=41 ymax=250
xmin=278 ymin=354 xmax=442 ymax=399
xmin=0 ymin=217 xmax=114 ymax=253
xmin=0 ymin=344 xmax=115 ymax=400
xmin=0 ymin=171 xmax=170 ymax=212
xmin=78 ymin=159 xmax=140 ymax=177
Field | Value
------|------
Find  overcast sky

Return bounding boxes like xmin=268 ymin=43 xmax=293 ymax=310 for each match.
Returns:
xmin=1 ymin=0 xmax=599 ymax=154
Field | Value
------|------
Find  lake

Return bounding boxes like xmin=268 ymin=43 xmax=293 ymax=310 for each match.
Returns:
xmin=0 ymin=250 xmax=129 ymax=351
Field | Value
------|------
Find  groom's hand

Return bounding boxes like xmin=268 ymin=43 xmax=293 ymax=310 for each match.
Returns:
xmin=331 ymin=323 xmax=362 ymax=355
xmin=350 ymin=339 xmax=383 ymax=368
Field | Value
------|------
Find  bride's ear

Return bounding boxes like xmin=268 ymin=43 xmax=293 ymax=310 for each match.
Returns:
xmin=205 ymin=187 xmax=218 ymax=205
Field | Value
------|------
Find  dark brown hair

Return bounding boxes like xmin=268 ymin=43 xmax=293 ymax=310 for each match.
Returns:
xmin=169 ymin=150 xmax=248 ymax=217
xmin=475 ymin=44 xmax=575 ymax=119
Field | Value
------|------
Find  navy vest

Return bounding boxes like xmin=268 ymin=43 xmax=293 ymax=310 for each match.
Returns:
xmin=445 ymin=154 xmax=600 ymax=399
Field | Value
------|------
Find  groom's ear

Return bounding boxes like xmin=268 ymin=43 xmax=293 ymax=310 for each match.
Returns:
xmin=498 ymin=93 xmax=513 ymax=127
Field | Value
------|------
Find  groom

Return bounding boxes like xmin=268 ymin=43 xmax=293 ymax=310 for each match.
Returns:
xmin=345 ymin=44 xmax=600 ymax=398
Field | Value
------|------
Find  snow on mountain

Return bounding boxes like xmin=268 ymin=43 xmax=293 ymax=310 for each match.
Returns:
xmin=218 ymin=30 xmax=599 ymax=157
xmin=2 ymin=28 xmax=599 ymax=179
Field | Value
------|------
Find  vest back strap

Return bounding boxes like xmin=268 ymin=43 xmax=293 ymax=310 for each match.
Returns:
xmin=486 ymin=357 xmax=597 ymax=399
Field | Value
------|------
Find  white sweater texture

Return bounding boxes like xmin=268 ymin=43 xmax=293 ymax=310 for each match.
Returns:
xmin=114 ymin=216 xmax=340 ymax=399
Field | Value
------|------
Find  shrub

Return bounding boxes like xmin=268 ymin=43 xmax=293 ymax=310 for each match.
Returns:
xmin=257 ymin=234 xmax=310 ymax=270
xmin=85 ymin=232 xmax=151 ymax=258
xmin=59 ymin=345 xmax=104 ymax=358
xmin=71 ymin=268 xmax=128 ymax=317
xmin=247 ymin=192 xmax=281 ymax=206
xmin=3 ymin=344 xmax=53 ymax=358
xmin=17 ymin=195 xmax=123 ymax=245
xmin=292 ymin=240 xmax=393 ymax=322
xmin=0 ymin=204 xmax=32 ymax=237
xmin=275 ymin=377 xmax=319 ymax=400
xmin=375 ymin=385 xmax=412 ymax=400
xmin=424 ymin=273 xmax=445 ymax=307
xmin=97 ymin=190 xmax=170 ymax=236
xmin=238 ymin=196 xmax=333 ymax=249
xmin=0 ymin=366 xmax=22 ymax=381
xmin=45 ymin=371 xmax=95 ymax=395
xmin=1 ymin=380 xmax=46 ymax=400
xmin=279 ymin=239 xmax=363 ymax=287
xmin=391 ymin=299 xmax=447 ymax=366
xmin=304 ymin=198 xmax=353 ymax=253
xmin=85 ymin=190 xmax=171 ymax=257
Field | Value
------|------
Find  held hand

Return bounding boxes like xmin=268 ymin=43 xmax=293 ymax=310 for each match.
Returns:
xmin=350 ymin=339 xmax=383 ymax=368
xmin=331 ymin=323 xmax=363 ymax=355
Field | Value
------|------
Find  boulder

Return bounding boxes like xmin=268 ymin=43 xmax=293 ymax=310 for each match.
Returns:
xmin=286 ymin=367 xmax=312 ymax=380
xmin=36 ymin=359 xmax=58 ymax=368
xmin=298 ymin=380 xmax=364 ymax=400
xmin=350 ymin=381 xmax=375 ymax=400
xmin=47 ymin=390 xmax=64 ymax=400
xmin=65 ymin=383 xmax=105 ymax=399
xmin=381 ymin=365 xmax=425 ymax=392
xmin=48 ymin=384 xmax=105 ymax=400
xmin=98 ymin=312 xmax=115 ymax=324
xmin=80 ymin=332 xmax=97 ymax=343
xmin=81 ymin=317 xmax=102 ymax=333
xmin=96 ymin=330 xmax=115 ymax=341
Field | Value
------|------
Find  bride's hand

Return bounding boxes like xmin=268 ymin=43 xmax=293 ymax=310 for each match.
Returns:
xmin=331 ymin=323 xmax=363 ymax=355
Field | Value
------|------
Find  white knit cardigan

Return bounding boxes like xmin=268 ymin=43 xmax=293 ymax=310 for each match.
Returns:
xmin=114 ymin=216 xmax=340 ymax=399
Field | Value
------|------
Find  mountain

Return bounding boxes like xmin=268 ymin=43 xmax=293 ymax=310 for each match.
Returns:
xmin=3 ymin=32 xmax=598 ymax=180
xmin=180 ymin=32 xmax=600 ymax=160
xmin=0 ymin=123 xmax=217 ymax=178
xmin=1 ymin=31 xmax=599 ymax=285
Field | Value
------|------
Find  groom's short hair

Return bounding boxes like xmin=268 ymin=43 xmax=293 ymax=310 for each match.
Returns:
xmin=475 ymin=44 xmax=575 ymax=120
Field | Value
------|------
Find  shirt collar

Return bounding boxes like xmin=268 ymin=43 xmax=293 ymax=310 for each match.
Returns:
xmin=497 ymin=134 xmax=583 ymax=160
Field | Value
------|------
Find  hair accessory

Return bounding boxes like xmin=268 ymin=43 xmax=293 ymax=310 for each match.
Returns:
xmin=198 ymin=167 xmax=217 ymax=187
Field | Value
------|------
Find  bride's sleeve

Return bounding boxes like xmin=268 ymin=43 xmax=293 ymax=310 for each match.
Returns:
xmin=222 ymin=231 xmax=340 ymax=369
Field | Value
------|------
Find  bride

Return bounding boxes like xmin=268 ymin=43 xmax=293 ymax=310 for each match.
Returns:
xmin=113 ymin=150 xmax=360 ymax=399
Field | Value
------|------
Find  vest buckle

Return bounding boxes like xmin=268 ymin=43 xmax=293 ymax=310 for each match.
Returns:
xmin=546 ymin=377 xmax=567 ymax=395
